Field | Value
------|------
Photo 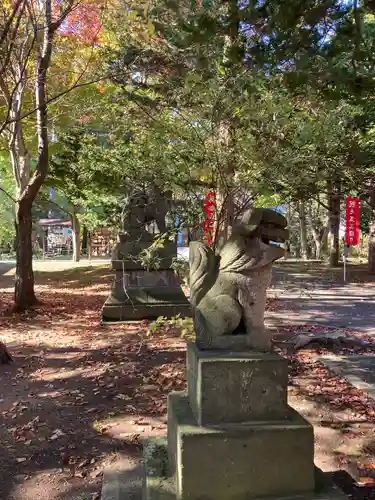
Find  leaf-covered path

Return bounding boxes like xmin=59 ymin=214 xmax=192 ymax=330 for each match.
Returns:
xmin=0 ymin=262 xmax=185 ymax=500
xmin=1 ymin=261 xmax=375 ymax=499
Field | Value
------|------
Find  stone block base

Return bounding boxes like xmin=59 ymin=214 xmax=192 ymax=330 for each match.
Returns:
xmin=101 ymin=303 xmax=191 ymax=322
xmin=167 ymin=393 xmax=315 ymax=500
xmin=187 ymin=343 xmax=289 ymax=425
xmin=143 ymin=437 xmax=347 ymax=500
xmin=101 ymin=268 xmax=191 ymax=322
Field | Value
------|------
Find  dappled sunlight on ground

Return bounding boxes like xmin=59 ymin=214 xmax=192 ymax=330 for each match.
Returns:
xmin=1 ymin=261 xmax=375 ymax=498
xmin=0 ymin=262 xmax=186 ymax=500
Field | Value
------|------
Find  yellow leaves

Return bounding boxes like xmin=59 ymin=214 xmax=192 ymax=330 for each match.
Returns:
xmin=2 ymin=0 xmax=13 ymax=11
xmin=147 ymin=21 xmax=155 ymax=36
xmin=200 ymin=175 xmax=210 ymax=183
xmin=364 ymin=13 xmax=375 ymax=24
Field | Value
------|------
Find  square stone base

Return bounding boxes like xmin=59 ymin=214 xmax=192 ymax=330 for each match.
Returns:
xmin=143 ymin=437 xmax=347 ymax=500
xmin=187 ymin=343 xmax=289 ymax=425
xmin=101 ymin=303 xmax=191 ymax=322
xmin=167 ymin=393 xmax=315 ymax=500
xmin=101 ymin=268 xmax=191 ymax=322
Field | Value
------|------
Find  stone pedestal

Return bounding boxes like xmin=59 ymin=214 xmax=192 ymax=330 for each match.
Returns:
xmin=101 ymin=233 xmax=191 ymax=323
xmin=143 ymin=343 xmax=347 ymax=500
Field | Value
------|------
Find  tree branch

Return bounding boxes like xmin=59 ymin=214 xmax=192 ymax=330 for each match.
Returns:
xmin=0 ymin=0 xmax=24 ymax=48
xmin=0 ymin=185 xmax=16 ymax=203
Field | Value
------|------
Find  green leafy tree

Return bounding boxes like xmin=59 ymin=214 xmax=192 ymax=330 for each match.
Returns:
xmin=49 ymin=126 xmax=128 ymax=260
xmin=0 ymin=154 xmax=15 ymax=249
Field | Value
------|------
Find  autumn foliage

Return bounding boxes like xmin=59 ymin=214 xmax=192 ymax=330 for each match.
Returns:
xmin=55 ymin=1 xmax=102 ymax=44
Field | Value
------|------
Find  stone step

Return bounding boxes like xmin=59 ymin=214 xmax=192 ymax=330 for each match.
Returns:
xmin=143 ymin=437 xmax=348 ymax=500
xmin=101 ymin=455 xmax=142 ymax=500
xmin=167 ymin=392 xmax=315 ymax=500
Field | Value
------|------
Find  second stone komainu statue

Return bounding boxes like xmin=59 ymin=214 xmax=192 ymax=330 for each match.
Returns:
xmin=189 ymin=207 xmax=289 ymax=352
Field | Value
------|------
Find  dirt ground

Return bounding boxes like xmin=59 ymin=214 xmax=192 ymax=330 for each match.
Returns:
xmin=1 ymin=261 xmax=375 ymax=499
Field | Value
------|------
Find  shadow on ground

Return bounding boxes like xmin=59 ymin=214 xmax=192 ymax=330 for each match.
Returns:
xmin=0 ymin=264 xmax=113 ymax=292
xmin=0 ymin=336 xmax=185 ymax=500
xmin=0 ymin=263 xmax=184 ymax=499
xmin=1 ymin=260 xmax=375 ymax=498
xmin=267 ymin=295 xmax=375 ymax=332
xmin=274 ymin=261 xmax=375 ymax=286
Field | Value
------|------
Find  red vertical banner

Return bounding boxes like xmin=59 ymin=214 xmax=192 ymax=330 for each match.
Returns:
xmin=345 ymin=196 xmax=360 ymax=246
xmin=204 ymin=191 xmax=216 ymax=245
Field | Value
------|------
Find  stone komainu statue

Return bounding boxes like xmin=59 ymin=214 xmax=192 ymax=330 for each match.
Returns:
xmin=189 ymin=208 xmax=288 ymax=351
xmin=121 ymin=184 xmax=173 ymax=235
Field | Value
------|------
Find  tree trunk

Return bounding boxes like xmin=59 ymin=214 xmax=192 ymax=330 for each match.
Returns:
xmin=82 ymin=225 xmax=88 ymax=253
xmin=88 ymin=231 xmax=92 ymax=261
xmin=14 ymin=199 xmax=37 ymax=309
xmin=72 ymin=209 xmax=81 ymax=262
xmin=215 ymin=185 xmax=235 ymax=247
xmin=320 ymin=226 xmax=329 ymax=256
xmin=368 ymin=185 xmax=375 ymax=272
xmin=306 ymin=203 xmax=325 ymax=259
xmin=1 ymin=0 xmax=76 ymax=309
xmin=309 ymin=221 xmax=321 ymax=259
xmin=297 ymin=202 xmax=308 ymax=260
xmin=327 ymin=180 xmax=341 ymax=267
xmin=214 ymin=0 xmax=239 ymax=249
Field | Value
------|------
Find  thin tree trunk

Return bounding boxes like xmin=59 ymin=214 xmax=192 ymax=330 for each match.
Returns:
xmin=1 ymin=0 xmax=77 ymax=309
xmin=309 ymin=222 xmax=321 ymax=259
xmin=297 ymin=201 xmax=308 ymax=260
xmin=72 ymin=208 xmax=81 ymax=262
xmin=306 ymin=203 xmax=324 ymax=259
xmin=88 ymin=231 xmax=92 ymax=261
xmin=214 ymin=0 xmax=239 ymax=249
xmin=14 ymin=198 xmax=36 ymax=309
xmin=327 ymin=180 xmax=341 ymax=267
xmin=368 ymin=184 xmax=375 ymax=272
xmin=81 ymin=225 xmax=88 ymax=253
xmin=13 ymin=0 xmax=55 ymax=308
xmin=320 ymin=226 xmax=329 ymax=256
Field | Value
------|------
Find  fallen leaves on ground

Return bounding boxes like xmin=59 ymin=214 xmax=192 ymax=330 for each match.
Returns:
xmin=283 ymin=331 xmax=375 ymax=495
xmin=0 ymin=265 xmax=375 ymax=499
xmin=0 ymin=265 xmax=186 ymax=500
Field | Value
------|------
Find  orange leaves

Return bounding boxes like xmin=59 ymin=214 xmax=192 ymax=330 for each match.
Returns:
xmin=56 ymin=2 xmax=102 ymax=45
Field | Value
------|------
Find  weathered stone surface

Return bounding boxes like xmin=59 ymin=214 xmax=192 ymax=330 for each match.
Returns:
xmin=112 ymin=239 xmax=177 ymax=271
xmin=143 ymin=437 xmax=347 ymax=500
xmin=102 ymin=268 xmax=191 ymax=322
xmin=195 ymin=333 xmax=253 ymax=351
xmin=167 ymin=392 xmax=315 ymax=500
xmin=101 ymin=185 xmax=190 ymax=323
xmin=143 ymin=437 xmax=175 ymax=500
xmin=187 ymin=343 xmax=289 ymax=425
xmin=102 ymin=303 xmax=191 ymax=322
xmin=189 ymin=208 xmax=289 ymax=352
